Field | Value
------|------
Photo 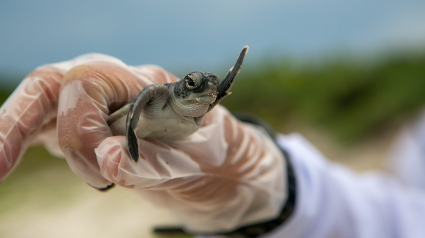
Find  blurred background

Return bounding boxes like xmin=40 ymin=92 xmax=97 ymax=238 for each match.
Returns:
xmin=1 ymin=0 xmax=425 ymax=237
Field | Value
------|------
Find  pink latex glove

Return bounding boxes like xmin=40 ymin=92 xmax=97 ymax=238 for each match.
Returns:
xmin=0 ymin=54 xmax=287 ymax=233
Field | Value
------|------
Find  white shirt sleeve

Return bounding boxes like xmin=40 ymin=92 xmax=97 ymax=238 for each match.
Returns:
xmin=264 ymin=133 xmax=425 ymax=238
xmin=390 ymin=110 xmax=425 ymax=191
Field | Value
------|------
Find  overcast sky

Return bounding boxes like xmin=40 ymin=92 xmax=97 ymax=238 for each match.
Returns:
xmin=1 ymin=0 xmax=425 ymax=86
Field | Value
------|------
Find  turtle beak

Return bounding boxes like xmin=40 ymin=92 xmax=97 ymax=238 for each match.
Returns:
xmin=183 ymin=75 xmax=219 ymax=104
xmin=193 ymin=80 xmax=218 ymax=104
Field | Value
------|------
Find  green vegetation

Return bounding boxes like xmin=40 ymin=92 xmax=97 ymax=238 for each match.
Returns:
xmin=222 ymin=54 xmax=425 ymax=142
xmin=0 ymin=89 xmax=10 ymax=105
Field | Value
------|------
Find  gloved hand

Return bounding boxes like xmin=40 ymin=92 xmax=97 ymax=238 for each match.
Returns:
xmin=0 ymin=54 xmax=287 ymax=233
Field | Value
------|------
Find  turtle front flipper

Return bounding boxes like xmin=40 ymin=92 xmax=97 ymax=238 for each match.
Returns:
xmin=208 ymin=45 xmax=248 ymax=112
xmin=127 ymin=84 xmax=169 ymax=162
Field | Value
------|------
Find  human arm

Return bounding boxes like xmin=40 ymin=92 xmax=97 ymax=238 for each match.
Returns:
xmin=263 ymin=134 xmax=425 ymax=238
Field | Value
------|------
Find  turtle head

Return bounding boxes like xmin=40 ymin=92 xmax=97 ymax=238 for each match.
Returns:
xmin=171 ymin=72 xmax=219 ymax=117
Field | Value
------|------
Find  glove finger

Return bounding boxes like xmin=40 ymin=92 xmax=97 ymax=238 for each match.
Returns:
xmin=57 ymin=63 xmax=179 ymax=189
xmin=0 ymin=69 xmax=63 ymax=181
xmin=0 ymin=54 xmax=130 ymax=182
xmin=95 ymin=135 xmax=202 ymax=190
xmin=96 ymin=135 xmax=212 ymax=202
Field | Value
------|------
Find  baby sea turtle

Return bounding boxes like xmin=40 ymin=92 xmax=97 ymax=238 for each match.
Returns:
xmin=107 ymin=46 xmax=248 ymax=162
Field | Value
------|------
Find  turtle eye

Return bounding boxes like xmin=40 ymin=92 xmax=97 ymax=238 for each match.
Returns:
xmin=185 ymin=75 xmax=197 ymax=89
xmin=187 ymin=78 xmax=195 ymax=87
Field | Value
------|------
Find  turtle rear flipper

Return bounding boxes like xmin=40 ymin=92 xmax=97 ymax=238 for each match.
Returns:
xmin=126 ymin=84 xmax=169 ymax=162
xmin=208 ymin=46 xmax=248 ymax=111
